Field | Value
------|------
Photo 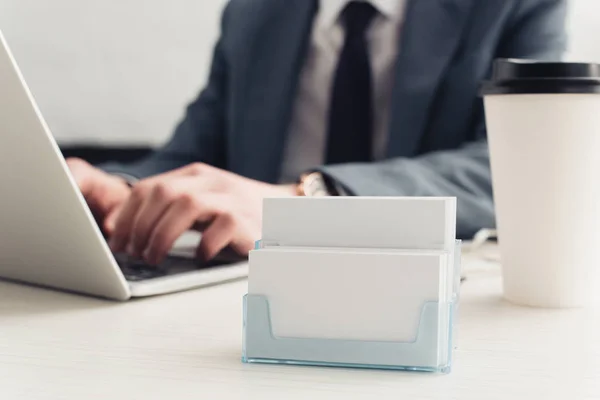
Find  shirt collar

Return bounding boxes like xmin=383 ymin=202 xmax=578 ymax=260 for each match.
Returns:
xmin=318 ymin=0 xmax=405 ymax=27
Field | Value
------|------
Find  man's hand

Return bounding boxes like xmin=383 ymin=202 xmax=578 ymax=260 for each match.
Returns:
xmin=66 ymin=158 xmax=131 ymax=235
xmin=108 ymin=163 xmax=295 ymax=264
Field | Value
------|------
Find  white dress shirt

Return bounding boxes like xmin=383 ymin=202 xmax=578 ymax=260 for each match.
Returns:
xmin=280 ymin=0 xmax=407 ymax=183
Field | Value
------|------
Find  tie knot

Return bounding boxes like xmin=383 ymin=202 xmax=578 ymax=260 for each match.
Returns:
xmin=342 ymin=1 xmax=378 ymax=35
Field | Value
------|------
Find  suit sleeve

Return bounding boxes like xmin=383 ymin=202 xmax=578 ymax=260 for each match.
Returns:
xmin=318 ymin=0 xmax=568 ymax=239
xmin=101 ymin=4 xmax=231 ymax=179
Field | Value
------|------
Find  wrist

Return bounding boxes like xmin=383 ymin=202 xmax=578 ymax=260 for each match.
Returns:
xmin=264 ymin=183 xmax=297 ymax=198
xmin=284 ymin=184 xmax=298 ymax=196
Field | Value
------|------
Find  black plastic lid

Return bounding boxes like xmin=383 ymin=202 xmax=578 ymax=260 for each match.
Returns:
xmin=481 ymin=59 xmax=600 ymax=95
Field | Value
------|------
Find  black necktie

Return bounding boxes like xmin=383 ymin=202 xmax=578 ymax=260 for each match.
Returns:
xmin=326 ymin=1 xmax=377 ymax=165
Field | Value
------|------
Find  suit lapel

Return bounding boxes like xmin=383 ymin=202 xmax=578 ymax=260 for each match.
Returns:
xmin=387 ymin=0 xmax=474 ymax=157
xmin=234 ymin=0 xmax=317 ymax=183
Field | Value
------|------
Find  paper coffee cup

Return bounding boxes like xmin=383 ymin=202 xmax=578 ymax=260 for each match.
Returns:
xmin=482 ymin=59 xmax=600 ymax=308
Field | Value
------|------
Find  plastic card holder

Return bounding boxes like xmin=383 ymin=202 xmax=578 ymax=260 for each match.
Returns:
xmin=243 ymin=241 xmax=462 ymax=373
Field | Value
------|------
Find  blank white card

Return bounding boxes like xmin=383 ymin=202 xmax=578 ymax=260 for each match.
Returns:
xmin=249 ymin=247 xmax=447 ymax=342
xmin=261 ymin=197 xmax=457 ymax=250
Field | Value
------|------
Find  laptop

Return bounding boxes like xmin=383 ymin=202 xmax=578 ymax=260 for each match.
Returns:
xmin=0 ymin=30 xmax=248 ymax=300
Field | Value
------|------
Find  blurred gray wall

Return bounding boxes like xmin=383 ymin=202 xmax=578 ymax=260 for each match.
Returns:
xmin=0 ymin=0 xmax=227 ymax=146
xmin=0 ymin=0 xmax=597 ymax=146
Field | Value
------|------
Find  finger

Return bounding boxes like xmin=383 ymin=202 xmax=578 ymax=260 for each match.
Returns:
xmin=115 ymin=169 xmax=217 ymax=256
xmin=196 ymin=213 xmax=236 ymax=261
xmin=131 ymin=175 xmax=216 ymax=256
xmin=130 ymin=178 xmax=181 ymax=257
xmin=144 ymin=195 xmax=220 ymax=265
xmin=108 ymin=173 xmax=179 ymax=253
xmin=66 ymin=158 xmax=92 ymax=192
xmin=109 ymin=185 xmax=148 ymax=253
xmin=104 ymin=203 xmax=124 ymax=236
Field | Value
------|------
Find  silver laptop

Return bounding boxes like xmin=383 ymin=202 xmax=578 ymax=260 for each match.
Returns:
xmin=0 ymin=30 xmax=248 ymax=300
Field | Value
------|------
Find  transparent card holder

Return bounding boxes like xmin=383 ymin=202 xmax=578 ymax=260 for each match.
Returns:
xmin=242 ymin=241 xmax=462 ymax=373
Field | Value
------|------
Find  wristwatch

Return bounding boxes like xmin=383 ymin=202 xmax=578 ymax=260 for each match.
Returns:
xmin=296 ymin=172 xmax=337 ymax=197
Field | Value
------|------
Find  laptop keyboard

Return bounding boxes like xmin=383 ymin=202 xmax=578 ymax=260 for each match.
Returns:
xmin=113 ymin=253 xmax=216 ymax=282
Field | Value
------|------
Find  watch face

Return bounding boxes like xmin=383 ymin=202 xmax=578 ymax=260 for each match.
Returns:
xmin=304 ymin=173 xmax=330 ymax=197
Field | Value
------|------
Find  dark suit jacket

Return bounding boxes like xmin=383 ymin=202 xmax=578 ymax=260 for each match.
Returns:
xmin=104 ymin=0 xmax=567 ymax=238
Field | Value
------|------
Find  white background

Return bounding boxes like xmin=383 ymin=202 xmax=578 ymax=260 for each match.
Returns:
xmin=0 ymin=0 xmax=598 ymax=146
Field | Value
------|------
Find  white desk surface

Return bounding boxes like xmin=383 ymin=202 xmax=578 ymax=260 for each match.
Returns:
xmin=1 ymin=245 xmax=599 ymax=400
